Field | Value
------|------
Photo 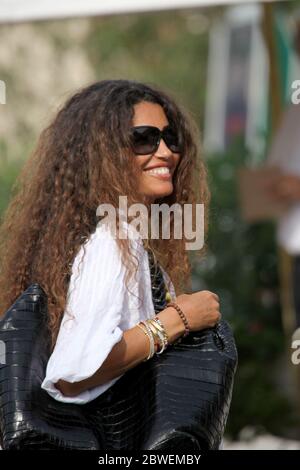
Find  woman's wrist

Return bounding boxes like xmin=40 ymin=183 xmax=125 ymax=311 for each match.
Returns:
xmin=166 ymin=302 xmax=190 ymax=340
xmin=137 ymin=304 xmax=189 ymax=362
xmin=156 ymin=306 xmax=186 ymax=344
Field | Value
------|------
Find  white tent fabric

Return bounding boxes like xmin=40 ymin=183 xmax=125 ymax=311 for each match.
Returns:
xmin=0 ymin=0 xmax=282 ymax=24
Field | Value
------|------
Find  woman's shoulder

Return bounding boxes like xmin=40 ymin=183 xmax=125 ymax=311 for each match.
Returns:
xmin=89 ymin=216 xmax=142 ymax=237
xmin=72 ymin=219 xmax=144 ymax=273
xmin=88 ymin=219 xmax=144 ymax=251
xmin=77 ymin=222 xmax=118 ymax=258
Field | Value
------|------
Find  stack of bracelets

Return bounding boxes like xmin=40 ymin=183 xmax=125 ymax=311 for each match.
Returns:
xmin=137 ymin=301 xmax=190 ymax=362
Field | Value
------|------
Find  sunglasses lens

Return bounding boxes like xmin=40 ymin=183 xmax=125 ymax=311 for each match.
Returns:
xmin=163 ymin=127 xmax=180 ymax=153
xmin=131 ymin=127 xmax=159 ymax=155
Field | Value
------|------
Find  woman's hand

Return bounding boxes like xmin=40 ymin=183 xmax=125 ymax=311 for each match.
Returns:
xmin=174 ymin=291 xmax=221 ymax=332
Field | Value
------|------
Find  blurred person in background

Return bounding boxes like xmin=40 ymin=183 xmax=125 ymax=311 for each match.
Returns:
xmin=266 ymin=19 xmax=300 ymax=331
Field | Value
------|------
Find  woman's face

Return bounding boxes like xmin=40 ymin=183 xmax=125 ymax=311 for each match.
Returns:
xmin=132 ymin=101 xmax=181 ymax=203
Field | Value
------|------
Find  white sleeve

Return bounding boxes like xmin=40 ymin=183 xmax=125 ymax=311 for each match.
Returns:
xmin=41 ymin=224 xmax=128 ymax=404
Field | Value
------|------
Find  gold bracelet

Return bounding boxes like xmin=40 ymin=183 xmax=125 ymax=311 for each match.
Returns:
xmin=147 ymin=320 xmax=167 ymax=353
xmin=137 ymin=323 xmax=155 ymax=361
xmin=137 ymin=322 xmax=155 ymax=360
xmin=147 ymin=318 xmax=169 ymax=354
xmin=146 ymin=320 xmax=164 ymax=352
xmin=140 ymin=321 xmax=157 ymax=359
xmin=152 ymin=317 xmax=169 ymax=347
xmin=148 ymin=318 xmax=168 ymax=344
xmin=153 ymin=317 xmax=170 ymax=343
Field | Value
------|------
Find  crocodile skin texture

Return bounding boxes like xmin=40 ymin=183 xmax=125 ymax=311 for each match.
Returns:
xmin=147 ymin=248 xmax=169 ymax=311
xmin=0 ymin=250 xmax=238 ymax=450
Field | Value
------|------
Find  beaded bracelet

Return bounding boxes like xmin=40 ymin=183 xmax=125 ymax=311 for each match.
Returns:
xmin=166 ymin=301 xmax=190 ymax=344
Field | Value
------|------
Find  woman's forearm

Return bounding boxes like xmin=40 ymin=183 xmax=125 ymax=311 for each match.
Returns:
xmin=55 ymin=306 xmax=185 ymax=397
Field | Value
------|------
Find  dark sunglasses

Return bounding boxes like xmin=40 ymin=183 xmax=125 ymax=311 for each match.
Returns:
xmin=130 ymin=125 xmax=181 ymax=155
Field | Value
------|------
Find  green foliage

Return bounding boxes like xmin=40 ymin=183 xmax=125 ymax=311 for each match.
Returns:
xmin=85 ymin=11 xmax=209 ymax=119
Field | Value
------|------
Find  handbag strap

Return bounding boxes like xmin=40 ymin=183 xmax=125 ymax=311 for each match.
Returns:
xmin=146 ymin=248 xmax=169 ymax=315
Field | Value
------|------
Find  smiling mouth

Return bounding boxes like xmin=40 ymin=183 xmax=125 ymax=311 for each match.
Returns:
xmin=143 ymin=167 xmax=171 ymax=176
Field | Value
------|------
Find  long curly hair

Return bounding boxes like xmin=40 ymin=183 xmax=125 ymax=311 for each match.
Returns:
xmin=0 ymin=79 xmax=209 ymax=349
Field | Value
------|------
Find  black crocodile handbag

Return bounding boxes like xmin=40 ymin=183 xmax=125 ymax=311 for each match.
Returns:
xmin=0 ymin=249 xmax=237 ymax=450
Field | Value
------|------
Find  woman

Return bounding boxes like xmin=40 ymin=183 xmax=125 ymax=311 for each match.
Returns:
xmin=0 ymin=79 xmax=220 ymax=405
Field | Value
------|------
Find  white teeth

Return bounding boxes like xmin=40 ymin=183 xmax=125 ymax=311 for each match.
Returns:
xmin=145 ymin=167 xmax=170 ymax=175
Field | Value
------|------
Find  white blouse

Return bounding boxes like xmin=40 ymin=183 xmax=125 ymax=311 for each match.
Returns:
xmin=41 ymin=219 xmax=176 ymax=404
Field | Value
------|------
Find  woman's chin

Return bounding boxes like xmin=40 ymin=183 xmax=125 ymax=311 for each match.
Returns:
xmin=142 ymin=183 xmax=174 ymax=202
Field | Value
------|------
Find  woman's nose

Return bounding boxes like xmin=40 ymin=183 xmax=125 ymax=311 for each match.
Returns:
xmin=155 ymin=137 xmax=172 ymax=157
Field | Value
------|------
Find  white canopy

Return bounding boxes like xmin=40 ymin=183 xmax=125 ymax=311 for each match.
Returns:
xmin=0 ymin=0 xmax=283 ymax=24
